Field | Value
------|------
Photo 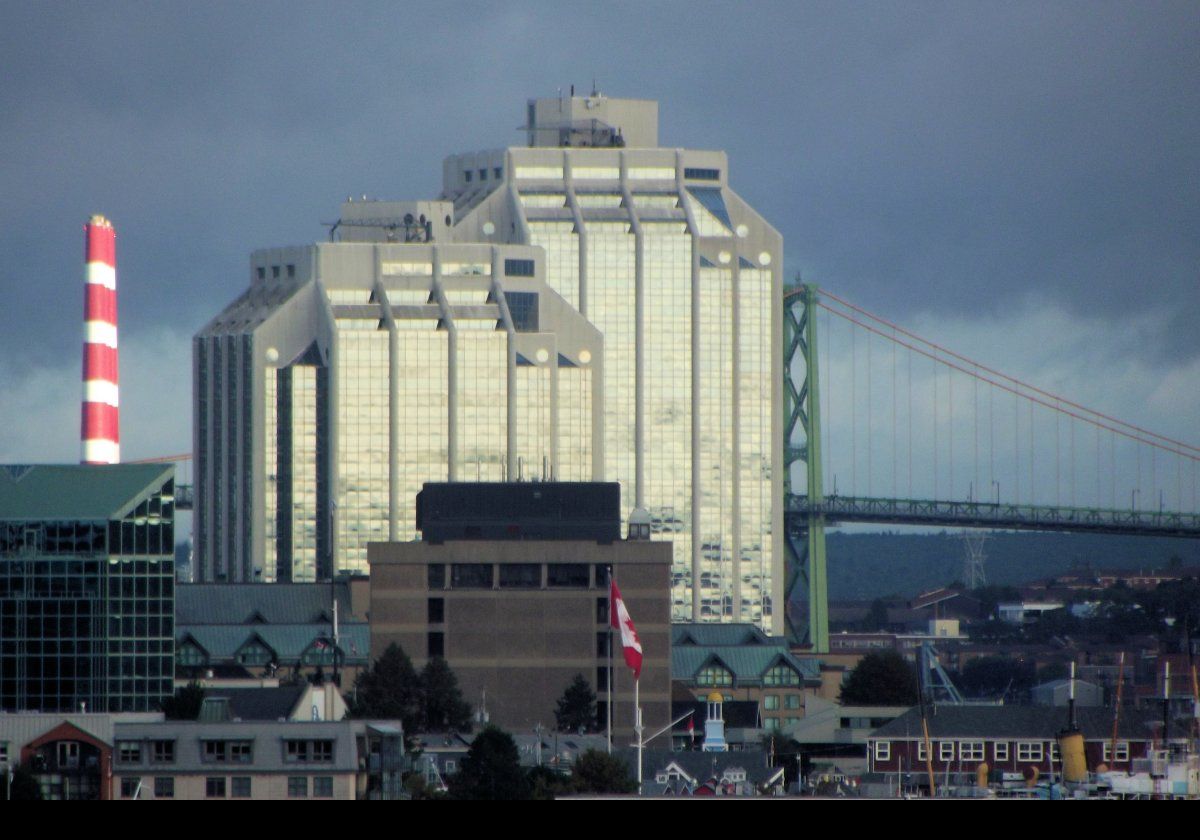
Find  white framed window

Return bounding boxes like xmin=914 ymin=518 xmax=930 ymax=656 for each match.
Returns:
xmin=959 ymin=741 xmax=985 ymax=762
xmin=939 ymin=741 xmax=955 ymax=762
xmin=916 ymin=741 xmax=928 ymax=762
xmin=1049 ymin=741 xmax=1060 ymax=762
xmin=994 ymin=742 xmax=1009 ymax=762
xmin=1102 ymin=741 xmax=1130 ymax=762
xmin=1017 ymin=741 xmax=1043 ymax=762
xmin=874 ymin=741 xmax=891 ymax=763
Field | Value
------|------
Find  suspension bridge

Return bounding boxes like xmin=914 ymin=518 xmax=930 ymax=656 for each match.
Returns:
xmin=784 ymin=284 xmax=1200 ymax=652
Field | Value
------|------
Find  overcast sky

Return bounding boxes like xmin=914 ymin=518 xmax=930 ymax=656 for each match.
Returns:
xmin=1 ymin=2 xmax=1196 ymax=499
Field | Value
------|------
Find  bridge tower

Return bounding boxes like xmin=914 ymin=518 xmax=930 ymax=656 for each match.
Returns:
xmin=784 ymin=283 xmax=829 ymax=651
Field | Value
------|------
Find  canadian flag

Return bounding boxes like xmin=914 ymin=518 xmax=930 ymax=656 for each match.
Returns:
xmin=610 ymin=579 xmax=643 ymax=679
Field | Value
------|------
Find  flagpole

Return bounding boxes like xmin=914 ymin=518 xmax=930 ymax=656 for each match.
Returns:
xmin=635 ymin=675 xmax=643 ymax=794
xmin=607 ymin=566 xmax=614 ymax=755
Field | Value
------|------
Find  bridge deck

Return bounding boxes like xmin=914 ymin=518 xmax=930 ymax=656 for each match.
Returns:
xmin=786 ymin=495 xmax=1200 ymax=538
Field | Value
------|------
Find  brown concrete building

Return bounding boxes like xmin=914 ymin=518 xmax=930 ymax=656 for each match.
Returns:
xmin=368 ymin=537 xmax=671 ymax=743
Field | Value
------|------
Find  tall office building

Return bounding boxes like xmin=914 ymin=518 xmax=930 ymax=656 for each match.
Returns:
xmin=196 ymin=93 xmax=781 ymax=632
xmin=0 ymin=464 xmax=175 ymax=713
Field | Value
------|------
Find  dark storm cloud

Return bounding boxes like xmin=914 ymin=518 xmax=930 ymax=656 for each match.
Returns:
xmin=0 ymin=2 xmax=1196 ymax=451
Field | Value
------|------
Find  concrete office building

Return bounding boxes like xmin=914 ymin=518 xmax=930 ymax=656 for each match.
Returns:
xmin=0 ymin=464 xmax=176 ymax=713
xmin=196 ymin=92 xmax=782 ymax=632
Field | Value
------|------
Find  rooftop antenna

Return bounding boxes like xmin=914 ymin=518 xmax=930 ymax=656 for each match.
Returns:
xmin=591 ymin=76 xmax=598 ymax=96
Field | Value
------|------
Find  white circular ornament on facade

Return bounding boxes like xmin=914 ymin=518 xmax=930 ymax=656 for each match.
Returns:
xmin=535 ymin=348 xmax=550 ymax=363
xmin=736 ymin=224 xmax=749 ymax=238
xmin=718 ymin=251 xmax=732 ymax=265
xmin=578 ymin=350 xmax=592 ymax=365
xmin=265 ymin=347 xmax=279 ymax=363
xmin=758 ymin=252 xmax=772 ymax=266
xmin=482 ymin=221 xmax=496 ymax=236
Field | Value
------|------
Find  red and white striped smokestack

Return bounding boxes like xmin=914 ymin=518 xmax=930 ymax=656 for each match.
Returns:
xmin=81 ymin=214 xmax=120 ymax=464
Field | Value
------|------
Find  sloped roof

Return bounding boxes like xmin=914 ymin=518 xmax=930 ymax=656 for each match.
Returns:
xmin=176 ymin=582 xmax=362 ymax=624
xmin=178 ymin=623 xmax=370 ymax=664
xmin=871 ymin=705 xmax=1171 ymax=741
xmin=672 ymin=646 xmax=820 ymax=685
xmin=672 ymin=623 xmax=773 ymax=647
xmin=202 ymin=686 xmax=308 ymax=721
xmin=627 ymin=747 xmax=785 ymax=788
xmin=0 ymin=463 xmax=173 ymax=521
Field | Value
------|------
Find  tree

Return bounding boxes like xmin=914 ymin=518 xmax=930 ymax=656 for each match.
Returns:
xmin=347 ymin=643 xmax=422 ymax=734
xmin=420 ymin=657 xmax=473 ymax=732
xmin=160 ymin=681 xmax=205 ymax=720
xmin=554 ymin=674 xmax=597 ymax=733
xmin=958 ymin=655 xmax=1035 ymax=699
xmin=862 ymin=599 xmax=890 ymax=632
xmin=448 ymin=726 xmax=530 ymax=800
xmin=1 ymin=764 xmax=43 ymax=801
xmin=570 ymin=749 xmax=635 ymax=794
xmin=839 ymin=651 xmax=918 ymax=705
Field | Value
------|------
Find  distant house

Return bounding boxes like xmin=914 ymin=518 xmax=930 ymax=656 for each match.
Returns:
xmin=671 ymin=623 xmax=821 ymax=733
xmin=175 ymin=581 xmax=370 ymax=684
xmin=1030 ymin=678 xmax=1104 ymax=708
xmin=632 ymin=748 xmax=786 ymax=796
xmin=867 ymin=705 xmax=1172 ymax=782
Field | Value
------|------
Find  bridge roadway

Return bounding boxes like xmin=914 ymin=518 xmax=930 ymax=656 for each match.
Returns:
xmin=786 ymin=495 xmax=1200 ymax=539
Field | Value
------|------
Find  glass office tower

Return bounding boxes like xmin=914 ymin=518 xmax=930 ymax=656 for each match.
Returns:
xmin=196 ymin=94 xmax=782 ymax=632
xmin=444 ymin=94 xmax=783 ymax=631
xmin=0 ymin=464 xmax=175 ymax=712
xmin=195 ymin=212 xmax=602 ymax=584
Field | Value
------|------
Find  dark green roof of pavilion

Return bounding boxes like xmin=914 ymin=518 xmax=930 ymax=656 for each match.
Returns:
xmin=0 ymin=463 xmax=174 ymax=521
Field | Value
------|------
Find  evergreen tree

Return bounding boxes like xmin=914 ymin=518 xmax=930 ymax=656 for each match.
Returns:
xmin=839 ymin=650 xmax=919 ymax=705
xmin=1 ymin=764 xmax=43 ymax=801
xmin=420 ymin=656 xmax=473 ymax=732
xmin=448 ymin=726 xmax=530 ymax=800
xmin=159 ymin=681 xmax=205 ymax=720
xmin=347 ymin=643 xmax=422 ymax=734
xmin=571 ymin=749 xmax=635 ymax=794
xmin=554 ymin=673 xmax=597 ymax=733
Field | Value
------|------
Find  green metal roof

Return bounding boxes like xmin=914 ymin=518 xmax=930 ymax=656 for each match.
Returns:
xmin=178 ymin=623 xmax=370 ymax=664
xmin=176 ymin=582 xmax=362 ymax=624
xmin=0 ymin=463 xmax=174 ymax=521
xmin=672 ymin=622 xmax=774 ymax=647
xmin=672 ymin=644 xmax=821 ymax=685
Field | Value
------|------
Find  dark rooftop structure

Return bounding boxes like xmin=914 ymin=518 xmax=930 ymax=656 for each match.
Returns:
xmin=415 ymin=482 xmax=621 ymax=543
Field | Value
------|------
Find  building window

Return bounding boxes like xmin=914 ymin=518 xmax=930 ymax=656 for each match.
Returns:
xmin=206 ymin=777 xmax=227 ymax=798
xmin=154 ymin=776 xmax=175 ymax=798
xmin=763 ymin=665 xmax=801 ymax=686
xmin=684 ymin=167 xmax=720 ymax=181
xmin=286 ymin=264 xmax=295 ymax=278
xmin=152 ymin=740 xmax=175 ymax=763
xmin=313 ymin=776 xmax=334 ymax=798
xmin=596 ymin=597 xmax=609 ymax=624
xmin=498 ymin=563 xmax=541 ymax=588
xmin=256 ymin=266 xmax=266 ymax=280
xmin=494 ymin=167 xmax=502 ymax=179
xmin=597 ymin=667 xmax=609 ymax=691
xmin=1103 ymin=741 xmax=1130 ymax=763
xmin=548 ymin=564 xmax=589 ymax=588
xmin=231 ymin=776 xmax=251 ymax=798
xmin=785 ymin=695 xmax=802 ymax=710
xmin=428 ymin=632 xmax=445 ymax=658
xmin=288 ymin=776 xmax=308 ymax=798
xmin=428 ymin=597 xmax=444 ymax=623
xmin=939 ymin=741 xmax=955 ymax=762
xmin=874 ymin=741 xmax=890 ymax=763
xmin=428 ymin=564 xmax=446 ymax=589
xmin=478 ymin=168 xmax=487 ymax=181
xmin=464 ymin=170 xmax=472 ymax=183
xmin=285 ymin=739 xmax=335 ymax=763
xmin=506 ymin=291 xmax=540 ymax=332
xmin=697 ymin=665 xmax=733 ymax=687
xmin=1016 ymin=742 xmax=1043 ymax=762
xmin=121 ymin=777 xmax=141 ymax=798
xmin=1049 ymin=741 xmax=1060 ymax=762
xmin=597 ymin=632 xmax=610 ymax=657
xmin=451 ymin=564 xmax=492 ymax=589
xmin=117 ymin=741 xmax=142 ymax=764
xmin=504 ymin=258 xmax=535 ymax=277
xmin=960 ymin=741 xmax=985 ymax=762
xmin=203 ymin=740 xmax=253 ymax=763
xmin=994 ymin=742 xmax=1009 ymax=762
xmin=764 ymin=695 xmax=780 ymax=711
xmin=916 ymin=741 xmax=928 ymax=762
